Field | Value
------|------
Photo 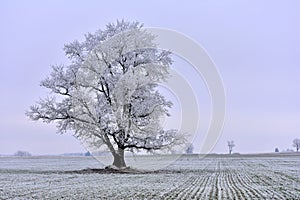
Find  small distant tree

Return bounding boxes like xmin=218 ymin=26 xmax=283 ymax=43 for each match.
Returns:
xmin=292 ymin=138 xmax=300 ymax=152
xmin=185 ymin=143 xmax=194 ymax=154
xmin=275 ymin=147 xmax=279 ymax=153
xmin=227 ymin=141 xmax=235 ymax=155
xmin=14 ymin=150 xmax=31 ymax=157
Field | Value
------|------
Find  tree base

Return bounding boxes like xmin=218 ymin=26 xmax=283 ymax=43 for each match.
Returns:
xmin=104 ymin=165 xmax=143 ymax=173
xmin=105 ymin=165 xmax=129 ymax=170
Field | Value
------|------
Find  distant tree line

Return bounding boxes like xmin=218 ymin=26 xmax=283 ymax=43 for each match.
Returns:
xmin=14 ymin=150 xmax=31 ymax=157
xmin=274 ymin=138 xmax=300 ymax=153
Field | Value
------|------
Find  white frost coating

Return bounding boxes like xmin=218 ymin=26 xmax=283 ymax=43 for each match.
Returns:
xmin=26 ymin=20 xmax=186 ymax=168
xmin=1 ymin=155 xmax=299 ymax=199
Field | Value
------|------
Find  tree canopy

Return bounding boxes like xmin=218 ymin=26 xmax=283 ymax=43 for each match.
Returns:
xmin=27 ymin=20 xmax=185 ymax=168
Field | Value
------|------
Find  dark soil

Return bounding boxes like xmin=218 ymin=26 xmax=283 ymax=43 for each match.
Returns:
xmin=67 ymin=167 xmax=182 ymax=174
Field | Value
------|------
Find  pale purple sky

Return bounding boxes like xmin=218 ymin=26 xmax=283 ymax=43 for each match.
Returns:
xmin=0 ymin=0 xmax=299 ymax=154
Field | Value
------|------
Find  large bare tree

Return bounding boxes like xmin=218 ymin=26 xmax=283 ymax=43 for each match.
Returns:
xmin=27 ymin=20 xmax=185 ymax=168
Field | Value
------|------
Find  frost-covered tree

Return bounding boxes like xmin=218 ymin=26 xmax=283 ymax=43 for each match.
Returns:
xmin=292 ymin=138 xmax=300 ymax=152
xmin=227 ymin=141 xmax=235 ymax=155
xmin=26 ymin=20 xmax=185 ymax=168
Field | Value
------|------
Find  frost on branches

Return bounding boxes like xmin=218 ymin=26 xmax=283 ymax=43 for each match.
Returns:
xmin=27 ymin=20 xmax=185 ymax=168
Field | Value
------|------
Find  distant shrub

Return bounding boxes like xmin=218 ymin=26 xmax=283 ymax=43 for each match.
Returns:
xmin=275 ymin=148 xmax=279 ymax=153
xmin=186 ymin=143 xmax=194 ymax=154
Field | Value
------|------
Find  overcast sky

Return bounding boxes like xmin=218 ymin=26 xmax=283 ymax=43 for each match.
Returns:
xmin=0 ymin=0 xmax=299 ymax=155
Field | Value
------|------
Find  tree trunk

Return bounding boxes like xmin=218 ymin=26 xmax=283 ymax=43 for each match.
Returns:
xmin=112 ymin=148 xmax=126 ymax=168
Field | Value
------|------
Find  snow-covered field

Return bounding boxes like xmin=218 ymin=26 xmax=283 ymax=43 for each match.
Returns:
xmin=0 ymin=154 xmax=299 ymax=199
